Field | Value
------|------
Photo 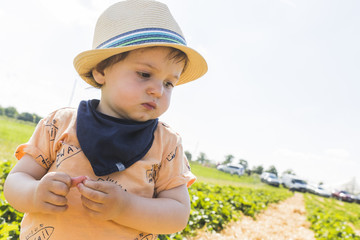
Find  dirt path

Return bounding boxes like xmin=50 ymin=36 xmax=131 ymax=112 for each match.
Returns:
xmin=190 ymin=193 xmax=315 ymax=240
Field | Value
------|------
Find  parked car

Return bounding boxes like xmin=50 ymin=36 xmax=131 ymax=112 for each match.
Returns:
xmin=260 ymin=172 xmax=271 ymax=182
xmin=260 ymin=172 xmax=280 ymax=187
xmin=331 ymin=190 xmax=355 ymax=203
xmin=281 ymin=174 xmax=307 ymax=192
xmin=307 ymin=184 xmax=331 ymax=198
xmin=355 ymin=194 xmax=360 ymax=204
xmin=217 ymin=163 xmax=244 ymax=176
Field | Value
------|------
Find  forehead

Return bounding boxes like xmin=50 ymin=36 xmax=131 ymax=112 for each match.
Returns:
xmin=125 ymin=47 xmax=185 ymax=70
xmin=128 ymin=46 xmax=173 ymax=59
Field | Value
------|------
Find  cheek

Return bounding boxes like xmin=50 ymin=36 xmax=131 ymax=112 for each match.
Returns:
xmin=161 ymin=92 xmax=172 ymax=109
xmin=124 ymin=83 xmax=144 ymax=99
xmin=111 ymin=78 xmax=139 ymax=97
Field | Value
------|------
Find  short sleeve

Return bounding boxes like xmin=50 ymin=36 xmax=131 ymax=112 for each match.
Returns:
xmin=15 ymin=113 xmax=60 ymax=169
xmin=154 ymin=128 xmax=196 ymax=194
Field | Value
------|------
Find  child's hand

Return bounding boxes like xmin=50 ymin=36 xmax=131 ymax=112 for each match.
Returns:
xmin=33 ymin=172 xmax=72 ymax=214
xmin=77 ymin=179 xmax=127 ymax=221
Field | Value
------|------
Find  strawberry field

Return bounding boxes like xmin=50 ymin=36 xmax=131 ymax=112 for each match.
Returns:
xmin=1 ymin=116 xmax=360 ymax=239
xmin=305 ymin=193 xmax=360 ymax=240
xmin=0 ymin=158 xmax=293 ymax=240
xmin=168 ymin=182 xmax=292 ymax=239
xmin=0 ymin=160 xmax=23 ymax=239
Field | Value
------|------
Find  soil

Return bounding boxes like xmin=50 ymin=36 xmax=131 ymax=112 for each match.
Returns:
xmin=190 ymin=193 xmax=316 ymax=240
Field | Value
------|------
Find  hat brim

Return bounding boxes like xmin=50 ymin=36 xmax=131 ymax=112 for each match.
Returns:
xmin=73 ymin=43 xmax=207 ymax=88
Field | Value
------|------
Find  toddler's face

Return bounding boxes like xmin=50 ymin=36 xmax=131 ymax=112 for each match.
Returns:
xmin=93 ymin=47 xmax=185 ymax=121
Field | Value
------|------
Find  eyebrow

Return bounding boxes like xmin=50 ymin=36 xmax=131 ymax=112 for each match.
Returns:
xmin=137 ymin=62 xmax=158 ymax=71
xmin=136 ymin=62 xmax=180 ymax=80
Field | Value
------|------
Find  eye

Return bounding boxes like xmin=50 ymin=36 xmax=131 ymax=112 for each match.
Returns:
xmin=137 ymin=72 xmax=151 ymax=79
xmin=164 ymin=81 xmax=175 ymax=89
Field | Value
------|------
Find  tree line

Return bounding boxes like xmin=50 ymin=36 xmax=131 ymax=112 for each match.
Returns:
xmin=185 ymin=151 xmax=296 ymax=177
xmin=0 ymin=105 xmax=42 ymax=124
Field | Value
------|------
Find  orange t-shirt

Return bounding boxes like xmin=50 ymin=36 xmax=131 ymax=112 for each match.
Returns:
xmin=15 ymin=107 xmax=196 ymax=240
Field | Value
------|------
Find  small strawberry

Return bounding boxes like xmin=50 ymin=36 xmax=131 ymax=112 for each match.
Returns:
xmin=70 ymin=176 xmax=87 ymax=188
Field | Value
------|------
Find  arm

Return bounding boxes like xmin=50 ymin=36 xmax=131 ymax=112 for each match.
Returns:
xmin=4 ymin=154 xmax=72 ymax=214
xmin=77 ymin=180 xmax=190 ymax=234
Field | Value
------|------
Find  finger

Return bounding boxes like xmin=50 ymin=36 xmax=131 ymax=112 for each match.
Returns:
xmin=77 ymin=182 xmax=107 ymax=203
xmin=41 ymin=202 xmax=68 ymax=214
xmin=50 ymin=180 xmax=71 ymax=196
xmin=80 ymin=194 xmax=104 ymax=212
xmin=81 ymin=202 xmax=102 ymax=219
xmin=49 ymin=172 xmax=72 ymax=188
xmin=45 ymin=192 xmax=68 ymax=206
xmin=82 ymin=180 xmax=109 ymax=193
xmin=71 ymin=176 xmax=87 ymax=188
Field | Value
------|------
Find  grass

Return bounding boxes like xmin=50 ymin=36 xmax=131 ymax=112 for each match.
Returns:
xmin=0 ymin=116 xmax=35 ymax=162
xmin=190 ymin=162 xmax=275 ymax=189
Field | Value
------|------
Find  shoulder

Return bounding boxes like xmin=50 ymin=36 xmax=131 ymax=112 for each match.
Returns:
xmin=41 ymin=107 xmax=77 ymax=126
xmin=156 ymin=121 xmax=183 ymax=145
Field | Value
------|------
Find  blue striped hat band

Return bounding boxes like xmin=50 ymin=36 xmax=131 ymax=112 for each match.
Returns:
xmin=96 ymin=28 xmax=187 ymax=49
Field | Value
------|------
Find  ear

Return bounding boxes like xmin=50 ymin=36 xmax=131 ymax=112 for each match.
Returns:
xmin=92 ymin=68 xmax=106 ymax=85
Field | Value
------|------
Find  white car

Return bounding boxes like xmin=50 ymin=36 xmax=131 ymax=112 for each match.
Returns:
xmin=261 ymin=172 xmax=280 ymax=187
xmin=217 ymin=163 xmax=244 ymax=175
xmin=260 ymin=172 xmax=273 ymax=182
xmin=281 ymin=174 xmax=307 ymax=192
xmin=314 ymin=186 xmax=331 ymax=198
xmin=307 ymin=184 xmax=331 ymax=198
xmin=355 ymin=194 xmax=360 ymax=204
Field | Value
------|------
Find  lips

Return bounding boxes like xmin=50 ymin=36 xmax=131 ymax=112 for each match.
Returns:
xmin=142 ymin=102 xmax=157 ymax=110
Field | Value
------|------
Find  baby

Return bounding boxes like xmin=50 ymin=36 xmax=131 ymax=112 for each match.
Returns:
xmin=4 ymin=0 xmax=207 ymax=239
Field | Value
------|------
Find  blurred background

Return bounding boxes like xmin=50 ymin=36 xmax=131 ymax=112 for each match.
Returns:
xmin=1 ymin=0 xmax=359 ymax=189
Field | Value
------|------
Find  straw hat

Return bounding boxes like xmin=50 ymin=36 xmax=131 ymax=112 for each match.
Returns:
xmin=73 ymin=0 xmax=208 ymax=88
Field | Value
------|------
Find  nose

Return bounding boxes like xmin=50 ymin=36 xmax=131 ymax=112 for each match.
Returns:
xmin=146 ymin=81 xmax=164 ymax=97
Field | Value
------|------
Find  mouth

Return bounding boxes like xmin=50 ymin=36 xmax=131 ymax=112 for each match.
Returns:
xmin=142 ymin=102 xmax=157 ymax=110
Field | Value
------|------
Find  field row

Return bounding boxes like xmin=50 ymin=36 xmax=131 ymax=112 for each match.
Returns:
xmin=0 ymin=159 xmax=294 ymax=240
xmin=160 ymin=182 xmax=293 ymax=239
xmin=2 ymin=158 xmax=360 ymax=239
xmin=304 ymin=193 xmax=360 ymax=240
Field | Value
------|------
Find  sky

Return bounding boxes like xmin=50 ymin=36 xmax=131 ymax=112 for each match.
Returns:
xmin=1 ymin=0 xmax=359 ymax=190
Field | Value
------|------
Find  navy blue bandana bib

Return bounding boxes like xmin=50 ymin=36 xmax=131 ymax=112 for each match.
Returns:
xmin=76 ymin=99 xmax=158 ymax=176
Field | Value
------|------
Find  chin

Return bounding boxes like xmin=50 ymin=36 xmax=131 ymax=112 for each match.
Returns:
xmin=131 ymin=111 xmax=161 ymax=122
xmin=132 ymin=115 xmax=154 ymax=122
